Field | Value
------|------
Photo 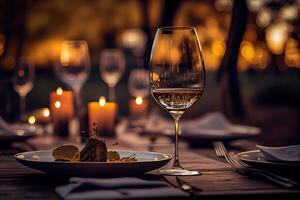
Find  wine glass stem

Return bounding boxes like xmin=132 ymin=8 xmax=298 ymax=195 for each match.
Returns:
xmin=19 ymin=94 xmax=26 ymax=119
xmin=173 ymin=117 xmax=182 ymax=169
xmin=73 ymin=87 xmax=82 ymax=113
xmin=108 ymin=86 xmax=116 ymax=102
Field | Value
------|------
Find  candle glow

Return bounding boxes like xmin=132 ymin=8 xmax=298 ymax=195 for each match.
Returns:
xmin=135 ymin=96 xmax=143 ymax=105
xmin=99 ymin=96 xmax=106 ymax=106
xmin=43 ymin=108 xmax=50 ymax=117
xmin=28 ymin=116 xmax=36 ymax=125
xmin=55 ymin=101 xmax=61 ymax=108
xmin=56 ymin=87 xmax=63 ymax=95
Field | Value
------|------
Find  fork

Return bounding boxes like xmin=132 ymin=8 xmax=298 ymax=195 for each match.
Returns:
xmin=213 ymin=141 xmax=298 ymax=188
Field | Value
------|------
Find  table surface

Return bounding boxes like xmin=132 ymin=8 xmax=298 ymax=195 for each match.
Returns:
xmin=1 ymin=127 xmax=300 ymax=200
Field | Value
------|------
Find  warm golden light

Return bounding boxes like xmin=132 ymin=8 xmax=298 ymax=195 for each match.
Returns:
xmin=43 ymin=108 xmax=50 ymax=117
xmin=285 ymin=38 xmax=300 ymax=68
xmin=60 ymin=45 xmax=70 ymax=66
xmin=122 ymin=29 xmax=147 ymax=50
xmin=241 ymin=41 xmax=255 ymax=62
xmin=55 ymin=101 xmax=61 ymax=108
xmin=135 ymin=96 xmax=143 ymax=105
xmin=56 ymin=87 xmax=63 ymax=95
xmin=99 ymin=96 xmax=106 ymax=107
xmin=151 ymin=72 xmax=160 ymax=82
xmin=256 ymin=8 xmax=272 ymax=28
xmin=211 ymin=40 xmax=226 ymax=57
xmin=266 ymin=23 xmax=289 ymax=54
xmin=28 ymin=116 xmax=36 ymax=125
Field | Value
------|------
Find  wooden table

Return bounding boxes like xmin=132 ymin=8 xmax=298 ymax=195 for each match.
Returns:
xmin=0 ymin=132 xmax=299 ymax=200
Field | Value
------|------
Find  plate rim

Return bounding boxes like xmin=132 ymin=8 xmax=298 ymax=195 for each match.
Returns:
xmin=15 ymin=150 xmax=173 ymax=164
xmin=236 ymin=150 xmax=300 ymax=166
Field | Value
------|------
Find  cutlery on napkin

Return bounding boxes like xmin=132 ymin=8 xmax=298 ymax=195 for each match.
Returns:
xmin=55 ymin=177 xmax=188 ymax=199
xmin=257 ymin=145 xmax=300 ymax=162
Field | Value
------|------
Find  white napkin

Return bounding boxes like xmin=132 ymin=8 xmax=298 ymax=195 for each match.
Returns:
xmin=55 ymin=177 xmax=188 ymax=199
xmin=182 ymin=112 xmax=260 ymax=136
xmin=257 ymin=145 xmax=300 ymax=162
xmin=144 ymin=112 xmax=260 ymax=137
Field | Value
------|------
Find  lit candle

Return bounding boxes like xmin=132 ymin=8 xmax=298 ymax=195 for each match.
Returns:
xmin=88 ymin=96 xmax=118 ymax=137
xmin=129 ymin=96 xmax=149 ymax=116
xmin=50 ymin=87 xmax=74 ymax=136
xmin=34 ymin=108 xmax=51 ymax=124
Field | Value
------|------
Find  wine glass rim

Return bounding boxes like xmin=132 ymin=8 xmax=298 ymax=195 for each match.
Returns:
xmin=158 ymin=26 xmax=195 ymax=31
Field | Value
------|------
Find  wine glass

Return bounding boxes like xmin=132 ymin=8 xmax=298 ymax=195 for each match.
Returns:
xmin=12 ymin=57 xmax=35 ymax=118
xmin=128 ymin=69 xmax=149 ymax=98
xmin=99 ymin=49 xmax=125 ymax=101
xmin=149 ymin=26 xmax=206 ymax=176
xmin=59 ymin=40 xmax=90 ymax=110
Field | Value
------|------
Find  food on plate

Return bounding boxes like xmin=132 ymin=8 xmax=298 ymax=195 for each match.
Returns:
xmin=52 ymin=126 xmax=137 ymax=162
xmin=80 ymin=138 xmax=107 ymax=162
xmin=52 ymin=145 xmax=79 ymax=161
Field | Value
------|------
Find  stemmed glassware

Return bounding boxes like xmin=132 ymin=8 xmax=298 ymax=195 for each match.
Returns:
xmin=58 ymin=40 xmax=91 ymax=111
xmin=13 ymin=57 xmax=35 ymax=118
xmin=149 ymin=27 xmax=206 ymax=176
xmin=128 ymin=69 xmax=149 ymax=98
xmin=99 ymin=49 xmax=125 ymax=101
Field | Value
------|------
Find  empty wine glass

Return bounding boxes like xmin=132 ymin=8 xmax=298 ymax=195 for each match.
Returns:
xmin=12 ymin=57 xmax=35 ymax=118
xmin=58 ymin=40 xmax=91 ymax=110
xmin=149 ymin=26 xmax=206 ymax=176
xmin=99 ymin=49 xmax=125 ymax=101
xmin=128 ymin=69 xmax=149 ymax=98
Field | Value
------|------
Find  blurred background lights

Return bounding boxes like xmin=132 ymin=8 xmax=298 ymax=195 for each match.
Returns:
xmin=279 ymin=5 xmax=299 ymax=21
xmin=266 ymin=23 xmax=289 ymax=54
xmin=256 ymin=8 xmax=272 ymax=28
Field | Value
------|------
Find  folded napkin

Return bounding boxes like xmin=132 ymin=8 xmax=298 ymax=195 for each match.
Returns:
xmin=182 ymin=112 xmax=260 ymax=136
xmin=55 ymin=177 xmax=188 ymax=199
xmin=257 ymin=145 xmax=300 ymax=162
xmin=144 ymin=112 xmax=260 ymax=137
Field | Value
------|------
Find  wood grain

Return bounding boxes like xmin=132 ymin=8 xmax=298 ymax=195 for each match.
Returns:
xmin=0 ymin=135 xmax=299 ymax=199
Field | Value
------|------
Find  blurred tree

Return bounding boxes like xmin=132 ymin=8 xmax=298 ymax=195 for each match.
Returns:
xmin=217 ymin=0 xmax=248 ymax=118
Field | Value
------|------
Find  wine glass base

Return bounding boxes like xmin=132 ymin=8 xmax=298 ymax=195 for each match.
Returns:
xmin=159 ymin=168 xmax=200 ymax=176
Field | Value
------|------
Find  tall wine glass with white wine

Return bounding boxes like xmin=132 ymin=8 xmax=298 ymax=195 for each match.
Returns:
xmin=149 ymin=26 xmax=205 ymax=176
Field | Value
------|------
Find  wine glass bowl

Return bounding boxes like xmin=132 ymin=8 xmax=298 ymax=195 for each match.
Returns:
xmin=99 ymin=49 xmax=125 ymax=101
xmin=149 ymin=26 xmax=205 ymax=176
xmin=128 ymin=69 xmax=149 ymax=98
xmin=13 ymin=57 xmax=35 ymax=118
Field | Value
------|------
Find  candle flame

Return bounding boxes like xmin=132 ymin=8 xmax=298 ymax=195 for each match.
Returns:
xmin=43 ymin=108 xmax=50 ymax=117
xmin=28 ymin=116 xmax=36 ymax=125
xmin=56 ymin=87 xmax=63 ymax=95
xmin=136 ymin=96 xmax=143 ymax=105
xmin=55 ymin=101 xmax=61 ymax=108
xmin=99 ymin=96 xmax=106 ymax=106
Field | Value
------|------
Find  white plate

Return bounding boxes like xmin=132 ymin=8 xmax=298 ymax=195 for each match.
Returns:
xmin=15 ymin=150 xmax=172 ymax=177
xmin=236 ymin=150 xmax=300 ymax=171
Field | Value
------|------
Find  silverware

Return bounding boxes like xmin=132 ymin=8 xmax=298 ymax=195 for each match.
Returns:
xmin=176 ymin=177 xmax=201 ymax=195
xmin=213 ymin=141 xmax=298 ymax=188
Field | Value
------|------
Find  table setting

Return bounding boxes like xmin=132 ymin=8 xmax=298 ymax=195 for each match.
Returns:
xmin=0 ymin=11 xmax=300 ymax=199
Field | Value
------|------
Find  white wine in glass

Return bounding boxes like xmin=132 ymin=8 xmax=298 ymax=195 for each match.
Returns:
xmin=149 ymin=26 xmax=205 ymax=176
